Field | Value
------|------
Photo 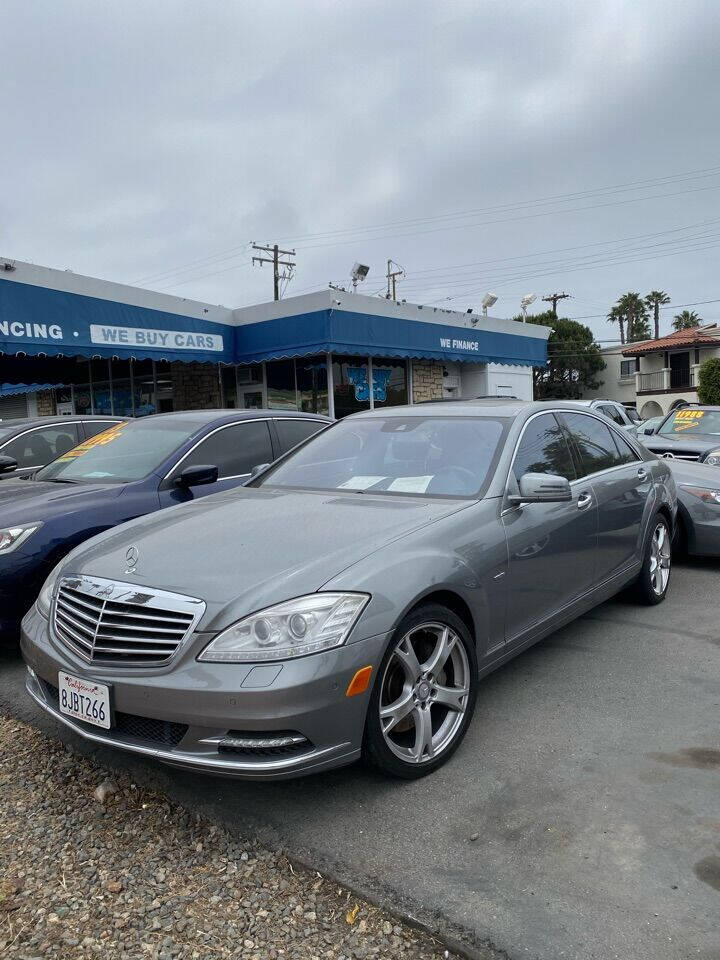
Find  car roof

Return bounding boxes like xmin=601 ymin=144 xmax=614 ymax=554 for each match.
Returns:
xmin=135 ymin=409 xmax=333 ymax=425
xmin=0 ymin=414 xmax=127 ymax=430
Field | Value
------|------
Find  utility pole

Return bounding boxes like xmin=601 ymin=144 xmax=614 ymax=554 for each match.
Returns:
xmin=542 ymin=291 xmax=570 ymax=317
xmin=385 ymin=259 xmax=404 ymax=300
xmin=252 ymin=243 xmax=296 ymax=301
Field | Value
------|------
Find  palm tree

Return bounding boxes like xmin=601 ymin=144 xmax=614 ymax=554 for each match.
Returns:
xmin=672 ymin=309 xmax=702 ymax=332
xmin=645 ymin=290 xmax=670 ymax=339
xmin=607 ymin=304 xmax=625 ymax=345
xmin=608 ymin=293 xmax=651 ymax=344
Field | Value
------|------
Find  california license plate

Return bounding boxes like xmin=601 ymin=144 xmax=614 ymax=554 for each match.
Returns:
xmin=58 ymin=672 xmax=111 ymax=729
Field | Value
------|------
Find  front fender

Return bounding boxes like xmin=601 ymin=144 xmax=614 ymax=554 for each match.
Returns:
xmin=324 ymin=548 xmax=492 ymax=658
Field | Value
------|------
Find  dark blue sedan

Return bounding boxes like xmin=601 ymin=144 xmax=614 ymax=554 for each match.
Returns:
xmin=0 ymin=409 xmax=331 ymax=643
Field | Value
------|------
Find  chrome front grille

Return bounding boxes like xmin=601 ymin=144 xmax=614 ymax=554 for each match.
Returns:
xmin=53 ymin=576 xmax=205 ymax=667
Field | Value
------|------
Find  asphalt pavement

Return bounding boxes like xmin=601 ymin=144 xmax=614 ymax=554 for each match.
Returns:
xmin=2 ymin=561 xmax=719 ymax=960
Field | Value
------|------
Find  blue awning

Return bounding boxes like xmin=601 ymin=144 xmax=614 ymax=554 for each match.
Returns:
xmin=0 ymin=278 xmax=235 ymax=364
xmin=0 ymin=382 xmax=64 ymax=397
xmin=235 ymin=308 xmax=547 ymax=367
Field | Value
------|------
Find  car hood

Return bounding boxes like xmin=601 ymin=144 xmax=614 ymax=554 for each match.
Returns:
xmin=62 ymin=486 xmax=469 ymax=631
xmin=642 ymin=432 xmax=720 ymax=457
xmin=0 ymin=479 xmax=124 ymax=524
xmin=665 ymin=459 xmax=720 ymax=485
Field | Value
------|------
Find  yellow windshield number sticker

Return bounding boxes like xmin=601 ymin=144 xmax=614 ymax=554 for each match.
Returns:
xmin=672 ymin=409 xmax=705 ymax=432
xmin=57 ymin=423 xmax=126 ymax=461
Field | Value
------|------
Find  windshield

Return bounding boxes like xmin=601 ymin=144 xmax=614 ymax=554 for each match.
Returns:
xmin=259 ymin=415 xmax=507 ymax=498
xmin=658 ymin=408 xmax=720 ymax=437
xmin=35 ymin=420 xmax=199 ymax=483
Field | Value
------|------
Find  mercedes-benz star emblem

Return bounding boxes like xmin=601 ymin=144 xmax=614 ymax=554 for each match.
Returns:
xmin=125 ymin=545 xmax=139 ymax=573
xmin=661 ymin=452 xmax=675 ymax=459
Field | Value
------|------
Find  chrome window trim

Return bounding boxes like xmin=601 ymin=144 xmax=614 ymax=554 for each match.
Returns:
xmin=163 ymin=418 xmax=275 ymax=482
xmin=504 ymin=408 xmax=645 ymax=509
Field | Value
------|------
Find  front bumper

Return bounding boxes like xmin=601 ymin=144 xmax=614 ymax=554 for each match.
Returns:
xmin=21 ymin=603 xmax=389 ymax=780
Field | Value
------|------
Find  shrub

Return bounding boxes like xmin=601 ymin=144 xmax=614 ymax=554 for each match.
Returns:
xmin=697 ymin=357 xmax=720 ymax=405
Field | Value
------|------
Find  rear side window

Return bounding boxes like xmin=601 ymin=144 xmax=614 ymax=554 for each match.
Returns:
xmin=170 ymin=421 xmax=273 ymax=480
xmin=611 ymin=430 xmax=640 ymax=465
xmin=561 ymin=413 xmax=624 ymax=477
xmin=512 ymin=413 xmax=577 ymax=483
xmin=275 ymin=419 xmax=326 ymax=454
xmin=1 ymin=424 xmax=81 ymax=467
xmin=82 ymin=420 xmax=122 ymax=440
xmin=598 ymin=404 xmax=626 ymax=426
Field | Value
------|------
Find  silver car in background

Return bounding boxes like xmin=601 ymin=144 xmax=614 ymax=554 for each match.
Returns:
xmin=22 ymin=401 xmax=676 ymax=780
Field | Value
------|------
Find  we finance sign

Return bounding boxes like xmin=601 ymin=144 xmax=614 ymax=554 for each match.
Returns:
xmin=90 ymin=324 xmax=224 ymax=352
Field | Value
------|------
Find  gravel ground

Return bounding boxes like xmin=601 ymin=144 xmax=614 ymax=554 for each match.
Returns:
xmin=0 ymin=715 xmax=454 ymax=960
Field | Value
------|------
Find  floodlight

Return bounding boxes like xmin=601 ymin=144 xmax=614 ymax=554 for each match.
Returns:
xmin=351 ymin=263 xmax=370 ymax=281
xmin=521 ymin=293 xmax=536 ymax=308
xmin=481 ymin=293 xmax=498 ymax=309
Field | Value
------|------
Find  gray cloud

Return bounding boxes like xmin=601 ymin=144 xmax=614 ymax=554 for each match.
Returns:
xmin=2 ymin=0 xmax=719 ymax=339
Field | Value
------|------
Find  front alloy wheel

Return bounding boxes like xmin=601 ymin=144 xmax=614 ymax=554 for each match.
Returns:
xmin=363 ymin=604 xmax=478 ymax=778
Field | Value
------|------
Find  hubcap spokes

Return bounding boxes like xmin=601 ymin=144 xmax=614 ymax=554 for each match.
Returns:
xmin=649 ymin=522 xmax=671 ymax=595
xmin=380 ymin=622 xmax=470 ymax=764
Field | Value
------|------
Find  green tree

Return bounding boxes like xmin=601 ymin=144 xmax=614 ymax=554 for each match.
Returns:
xmin=697 ymin=357 xmax=720 ymax=404
xmin=645 ymin=290 xmax=670 ymax=340
xmin=522 ymin=310 xmax=605 ymax=400
xmin=611 ymin=292 xmax=651 ymax=343
xmin=672 ymin=309 xmax=701 ymax=331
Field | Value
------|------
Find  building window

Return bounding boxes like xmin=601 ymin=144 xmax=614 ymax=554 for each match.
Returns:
xmin=221 ymin=366 xmax=238 ymax=408
xmin=296 ymin=355 xmax=329 ymax=415
xmin=332 ymin=356 xmax=371 ymax=418
xmin=620 ymin=359 xmax=638 ymax=379
xmin=267 ymin=359 xmax=297 ymax=410
xmin=372 ymin=358 xmax=408 ymax=408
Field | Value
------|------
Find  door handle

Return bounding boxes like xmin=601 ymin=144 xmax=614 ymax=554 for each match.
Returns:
xmin=577 ymin=492 xmax=593 ymax=510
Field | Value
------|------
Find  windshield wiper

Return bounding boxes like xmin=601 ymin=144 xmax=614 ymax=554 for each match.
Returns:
xmin=42 ymin=478 xmax=79 ymax=484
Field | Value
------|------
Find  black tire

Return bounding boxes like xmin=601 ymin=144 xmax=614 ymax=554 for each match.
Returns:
xmin=634 ymin=513 xmax=672 ymax=605
xmin=362 ymin=603 xmax=478 ymax=779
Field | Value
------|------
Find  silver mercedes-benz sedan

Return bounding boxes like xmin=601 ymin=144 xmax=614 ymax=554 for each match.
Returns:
xmin=21 ymin=400 xmax=676 ymax=781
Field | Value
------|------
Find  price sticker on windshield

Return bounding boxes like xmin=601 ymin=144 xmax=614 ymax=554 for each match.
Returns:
xmin=672 ymin=409 xmax=705 ymax=432
xmin=57 ymin=423 xmax=126 ymax=461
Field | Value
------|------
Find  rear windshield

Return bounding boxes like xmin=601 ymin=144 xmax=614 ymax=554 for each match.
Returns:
xmin=659 ymin=409 xmax=720 ymax=436
xmin=258 ymin=415 xmax=508 ymax=498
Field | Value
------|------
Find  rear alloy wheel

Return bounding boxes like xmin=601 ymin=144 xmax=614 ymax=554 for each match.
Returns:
xmin=636 ymin=514 xmax=672 ymax=604
xmin=363 ymin=605 xmax=478 ymax=778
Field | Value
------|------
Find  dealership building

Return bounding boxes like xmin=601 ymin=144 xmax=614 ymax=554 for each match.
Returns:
xmin=0 ymin=258 xmax=549 ymax=420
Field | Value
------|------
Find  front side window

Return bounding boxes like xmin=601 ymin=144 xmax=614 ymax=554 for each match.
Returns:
xmin=2 ymin=424 xmax=81 ymax=467
xmin=259 ymin=415 xmax=507 ymax=498
xmin=35 ymin=420 xmax=200 ymax=484
xmin=659 ymin=408 xmax=720 ymax=436
xmin=512 ymin=414 xmax=576 ymax=483
xmin=561 ymin=413 xmax=623 ymax=477
xmin=170 ymin=421 xmax=274 ymax=481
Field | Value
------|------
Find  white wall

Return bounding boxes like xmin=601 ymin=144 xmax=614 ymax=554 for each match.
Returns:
xmin=579 ymin=348 xmax=636 ymax=404
xmin=459 ymin=362 xmax=533 ymax=400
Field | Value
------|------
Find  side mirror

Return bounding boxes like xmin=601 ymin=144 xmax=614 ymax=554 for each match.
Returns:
xmin=509 ymin=472 xmax=573 ymax=505
xmin=175 ymin=464 xmax=219 ymax=488
xmin=0 ymin=455 xmax=18 ymax=474
xmin=250 ymin=462 xmax=271 ymax=478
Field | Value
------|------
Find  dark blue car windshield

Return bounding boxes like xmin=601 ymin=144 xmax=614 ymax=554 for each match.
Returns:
xmin=34 ymin=421 xmax=198 ymax=484
xmin=260 ymin=415 xmax=507 ymax=498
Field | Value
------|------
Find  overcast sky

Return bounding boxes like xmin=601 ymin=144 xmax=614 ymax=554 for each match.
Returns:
xmin=2 ymin=0 xmax=719 ymax=341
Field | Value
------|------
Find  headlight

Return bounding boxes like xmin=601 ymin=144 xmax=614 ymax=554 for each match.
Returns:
xmin=36 ymin=560 xmax=65 ymax=619
xmin=704 ymin=449 xmax=720 ymax=466
xmin=680 ymin=484 xmax=720 ymax=504
xmin=198 ymin=592 xmax=370 ymax=663
xmin=0 ymin=523 xmax=42 ymax=555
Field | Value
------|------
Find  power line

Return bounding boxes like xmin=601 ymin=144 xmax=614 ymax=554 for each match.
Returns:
xmin=542 ymin=292 xmax=571 ymax=317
